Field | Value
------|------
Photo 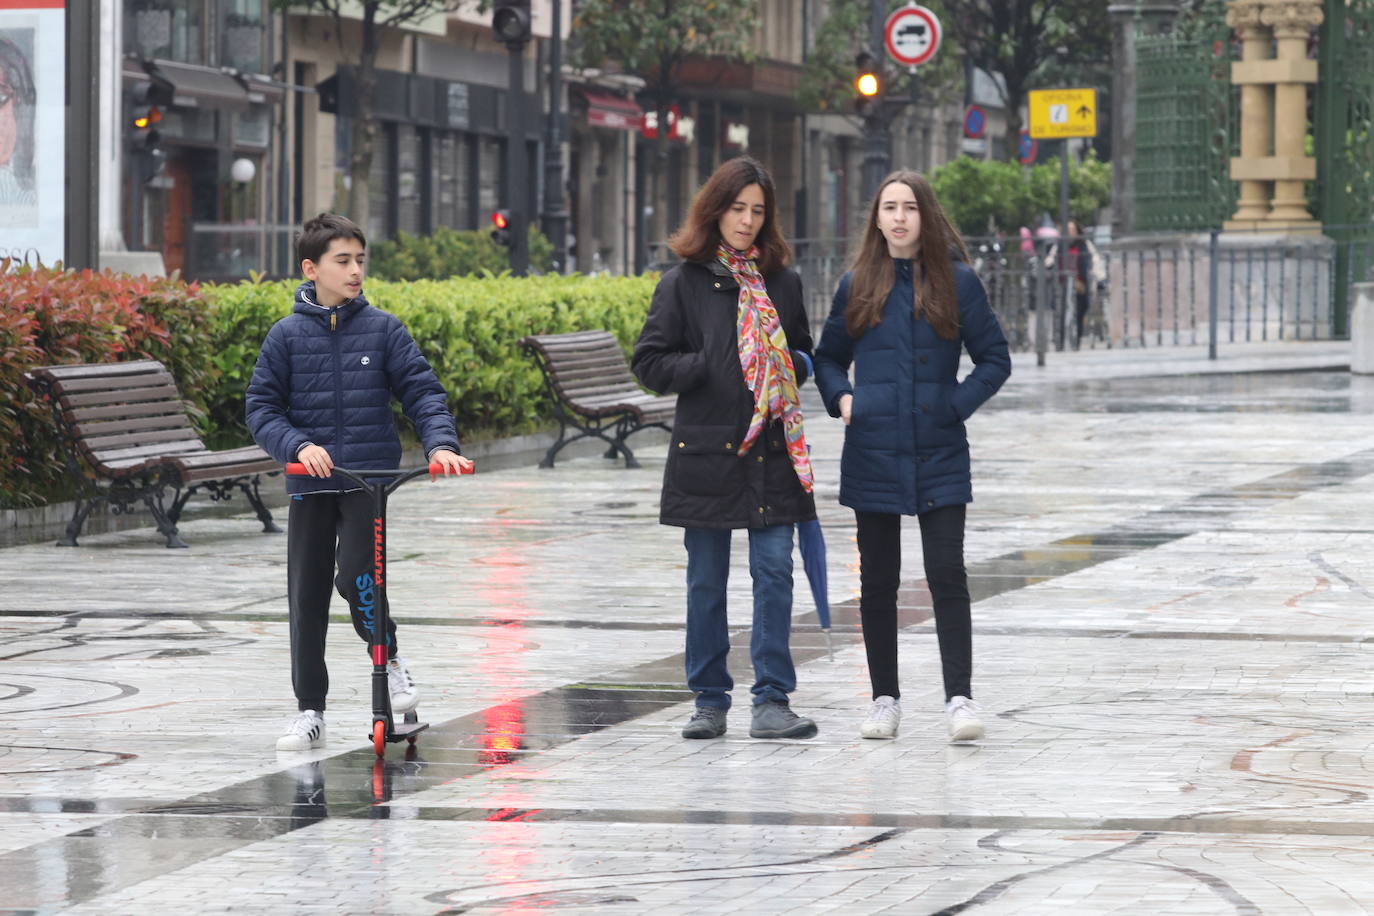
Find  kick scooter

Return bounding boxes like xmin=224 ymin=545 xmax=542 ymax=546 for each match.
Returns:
xmin=285 ymin=459 xmax=473 ymax=756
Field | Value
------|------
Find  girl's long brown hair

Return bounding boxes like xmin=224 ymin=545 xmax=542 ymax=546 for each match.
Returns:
xmin=845 ymin=171 xmax=968 ymax=340
xmin=668 ymin=156 xmax=792 ymax=276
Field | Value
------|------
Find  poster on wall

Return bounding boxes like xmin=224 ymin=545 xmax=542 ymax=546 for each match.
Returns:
xmin=0 ymin=0 xmax=62 ymax=267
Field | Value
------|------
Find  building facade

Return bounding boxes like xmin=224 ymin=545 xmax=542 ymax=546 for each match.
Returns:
xmin=98 ymin=0 xmax=1005 ymax=282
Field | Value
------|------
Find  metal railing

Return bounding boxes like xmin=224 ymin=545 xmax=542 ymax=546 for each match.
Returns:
xmin=647 ymin=229 xmax=1371 ymax=358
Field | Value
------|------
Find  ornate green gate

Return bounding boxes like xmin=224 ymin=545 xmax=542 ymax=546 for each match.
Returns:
xmin=1134 ymin=3 xmax=1236 ymax=232
xmin=1316 ymin=0 xmax=1374 ymax=335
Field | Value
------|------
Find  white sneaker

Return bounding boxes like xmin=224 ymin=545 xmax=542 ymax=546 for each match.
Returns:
xmin=859 ymin=695 xmax=901 ymax=739
xmin=946 ymin=696 xmax=985 ymax=742
xmin=276 ymin=710 xmax=326 ymax=751
xmin=388 ymin=657 xmax=419 ymax=713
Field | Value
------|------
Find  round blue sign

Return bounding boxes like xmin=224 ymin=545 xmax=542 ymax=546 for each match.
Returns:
xmin=1018 ymin=130 xmax=1038 ymax=164
xmin=963 ymin=105 xmax=986 ymax=139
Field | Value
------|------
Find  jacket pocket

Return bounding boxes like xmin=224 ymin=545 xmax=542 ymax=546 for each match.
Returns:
xmin=669 ymin=424 xmax=745 ymax=499
xmin=938 ymin=387 xmax=966 ymax=427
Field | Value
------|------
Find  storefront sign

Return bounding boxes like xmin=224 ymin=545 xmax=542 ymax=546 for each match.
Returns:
xmin=641 ymin=104 xmax=684 ymax=141
xmin=0 ymin=0 xmax=63 ymax=267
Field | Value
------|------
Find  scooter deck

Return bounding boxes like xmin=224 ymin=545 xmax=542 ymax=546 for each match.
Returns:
xmin=386 ymin=719 xmax=429 ymax=742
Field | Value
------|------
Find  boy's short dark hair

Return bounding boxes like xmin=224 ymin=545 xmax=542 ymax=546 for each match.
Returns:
xmin=297 ymin=213 xmax=367 ymax=264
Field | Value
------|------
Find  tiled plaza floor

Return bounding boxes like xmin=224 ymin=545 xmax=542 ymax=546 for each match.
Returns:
xmin=5 ymin=342 xmax=1374 ymax=914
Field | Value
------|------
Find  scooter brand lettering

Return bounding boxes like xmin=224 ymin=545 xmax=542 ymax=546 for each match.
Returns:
xmin=373 ymin=517 xmax=384 ymax=587
xmin=356 ymin=573 xmax=376 ymax=634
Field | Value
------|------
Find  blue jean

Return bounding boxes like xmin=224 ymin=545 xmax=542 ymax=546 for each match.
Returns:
xmin=683 ymin=524 xmax=797 ymax=709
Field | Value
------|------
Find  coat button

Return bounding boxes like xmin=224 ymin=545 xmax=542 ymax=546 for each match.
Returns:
xmin=714 ymin=282 xmax=722 ymax=289
xmin=758 ymin=507 xmax=765 ymax=513
xmin=725 ymin=442 xmax=733 ymax=449
xmin=921 ymin=404 xmax=930 ymax=413
xmin=757 ymin=456 xmax=764 ymax=463
xmin=678 ymin=442 xmax=685 ymax=448
xmin=926 ymin=500 xmax=935 ymax=506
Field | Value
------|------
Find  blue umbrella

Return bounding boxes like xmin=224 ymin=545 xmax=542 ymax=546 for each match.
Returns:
xmin=796 ymin=517 xmax=833 ymax=661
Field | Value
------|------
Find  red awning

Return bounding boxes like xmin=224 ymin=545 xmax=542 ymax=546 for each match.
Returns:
xmin=579 ymin=89 xmax=642 ymax=132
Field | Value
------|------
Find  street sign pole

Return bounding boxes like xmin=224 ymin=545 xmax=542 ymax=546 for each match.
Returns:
xmin=1059 ymin=141 xmax=1072 ymax=348
xmin=861 ymin=0 xmax=889 ymax=202
xmin=1026 ymin=87 xmax=1098 ymax=359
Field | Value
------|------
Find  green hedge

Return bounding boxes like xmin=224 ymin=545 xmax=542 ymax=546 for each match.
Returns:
xmin=2 ymin=269 xmax=658 ymax=509
xmin=368 ymin=225 xmax=555 ymax=281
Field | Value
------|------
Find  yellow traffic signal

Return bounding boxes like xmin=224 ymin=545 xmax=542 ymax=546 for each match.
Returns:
xmin=854 ymin=52 xmax=882 ymax=115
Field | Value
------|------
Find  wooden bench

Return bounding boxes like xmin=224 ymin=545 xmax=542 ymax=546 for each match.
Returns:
xmin=24 ymin=360 xmax=281 ymax=548
xmin=519 ymin=330 xmax=676 ymax=469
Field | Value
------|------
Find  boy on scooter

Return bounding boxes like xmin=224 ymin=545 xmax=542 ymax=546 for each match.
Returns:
xmin=246 ymin=213 xmax=472 ymax=751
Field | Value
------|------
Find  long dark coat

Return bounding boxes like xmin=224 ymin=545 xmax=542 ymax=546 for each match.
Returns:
xmin=632 ymin=259 xmax=817 ymax=529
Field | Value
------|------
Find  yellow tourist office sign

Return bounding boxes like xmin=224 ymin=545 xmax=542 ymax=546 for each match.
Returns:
xmin=1027 ymin=88 xmax=1098 ymax=140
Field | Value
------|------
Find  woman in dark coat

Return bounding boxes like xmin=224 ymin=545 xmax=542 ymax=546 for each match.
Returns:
xmin=632 ymin=156 xmax=819 ymax=741
xmin=814 ymin=171 xmax=1011 ymax=743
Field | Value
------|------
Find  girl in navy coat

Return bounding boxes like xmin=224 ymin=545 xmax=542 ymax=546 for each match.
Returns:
xmin=814 ymin=171 xmax=1011 ymax=742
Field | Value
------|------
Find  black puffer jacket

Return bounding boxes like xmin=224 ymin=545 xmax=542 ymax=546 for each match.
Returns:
xmin=632 ymin=259 xmax=816 ymax=529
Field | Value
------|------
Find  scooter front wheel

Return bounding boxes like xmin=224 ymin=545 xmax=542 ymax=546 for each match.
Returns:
xmin=373 ymin=720 xmax=387 ymax=756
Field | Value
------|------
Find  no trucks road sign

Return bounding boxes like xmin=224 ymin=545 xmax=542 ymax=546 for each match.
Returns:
xmin=884 ymin=4 xmax=942 ymax=70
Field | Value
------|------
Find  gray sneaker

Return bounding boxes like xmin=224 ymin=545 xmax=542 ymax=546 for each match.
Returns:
xmin=749 ymin=700 xmax=818 ymax=739
xmin=681 ymin=705 xmax=728 ymax=739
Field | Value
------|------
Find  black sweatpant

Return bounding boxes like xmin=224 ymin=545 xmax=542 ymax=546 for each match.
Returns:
xmin=287 ymin=490 xmax=398 ymax=711
xmin=855 ymin=504 xmax=971 ymax=702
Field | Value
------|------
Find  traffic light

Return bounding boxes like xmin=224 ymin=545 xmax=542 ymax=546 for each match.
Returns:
xmin=491 ymin=0 xmax=532 ymax=46
xmin=130 ymin=78 xmax=173 ymax=182
xmin=490 ymin=209 xmax=512 ymax=247
xmin=854 ymin=52 xmax=882 ymax=116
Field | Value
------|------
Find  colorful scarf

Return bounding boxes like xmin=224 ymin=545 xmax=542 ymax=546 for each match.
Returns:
xmin=716 ymin=243 xmax=814 ymax=493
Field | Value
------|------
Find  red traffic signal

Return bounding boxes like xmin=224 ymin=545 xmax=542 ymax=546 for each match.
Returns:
xmin=490 ymin=209 xmax=512 ymax=246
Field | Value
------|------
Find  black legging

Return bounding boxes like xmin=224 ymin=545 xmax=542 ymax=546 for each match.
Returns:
xmin=855 ymin=504 xmax=972 ymax=702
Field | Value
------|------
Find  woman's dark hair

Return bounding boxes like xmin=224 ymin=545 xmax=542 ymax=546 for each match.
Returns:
xmin=0 ymin=38 xmax=37 ymax=187
xmin=846 ymin=170 xmax=968 ymax=340
xmin=297 ymin=212 xmax=366 ymax=264
xmin=668 ymin=156 xmax=791 ymax=276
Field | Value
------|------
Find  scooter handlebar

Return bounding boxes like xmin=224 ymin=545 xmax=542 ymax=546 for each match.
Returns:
xmin=284 ymin=462 xmax=474 ymax=477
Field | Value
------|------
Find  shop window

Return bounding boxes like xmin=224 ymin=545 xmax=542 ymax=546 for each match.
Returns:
xmin=434 ymin=131 xmax=472 ymax=230
xmin=235 ymin=107 xmax=270 ymax=147
xmin=129 ymin=0 xmax=203 ymax=64
xmin=397 ymin=125 xmax=421 ymax=236
xmin=223 ymin=1 xmax=266 ymax=73
xmin=478 ymin=135 xmax=504 ymax=221
xmin=369 ymin=123 xmax=396 ymax=240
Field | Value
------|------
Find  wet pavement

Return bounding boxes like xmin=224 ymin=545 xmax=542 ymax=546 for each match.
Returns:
xmin=5 ymin=340 xmax=1374 ymax=915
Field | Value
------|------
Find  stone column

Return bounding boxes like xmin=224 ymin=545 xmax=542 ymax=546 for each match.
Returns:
xmin=1108 ymin=0 xmax=1181 ymax=238
xmin=1225 ymin=0 xmax=1274 ymax=227
xmin=1261 ymin=0 xmax=1322 ymax=227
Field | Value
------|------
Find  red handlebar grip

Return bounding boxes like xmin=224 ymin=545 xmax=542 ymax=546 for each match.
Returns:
xmin=430 ymin=461 xmax=475 ymax=475
xmin=285 ymin=462 xmax=309 ymax=476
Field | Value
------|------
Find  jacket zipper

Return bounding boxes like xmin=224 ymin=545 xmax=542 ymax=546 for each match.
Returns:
xmin=331 ymin=309 xmax=343 ymax=468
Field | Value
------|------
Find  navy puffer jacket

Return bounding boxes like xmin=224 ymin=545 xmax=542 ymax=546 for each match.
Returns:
xmin=245 ymin=283 xmax=460 ymax=494
xmin=813 ymin=259 xmax=1010 ymax=515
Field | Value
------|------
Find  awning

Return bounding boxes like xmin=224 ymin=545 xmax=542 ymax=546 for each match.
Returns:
xmin=146 ymin=59 xmax=250 ymax=111
xmin=578 ymin=89 xmax=641 ymax=131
